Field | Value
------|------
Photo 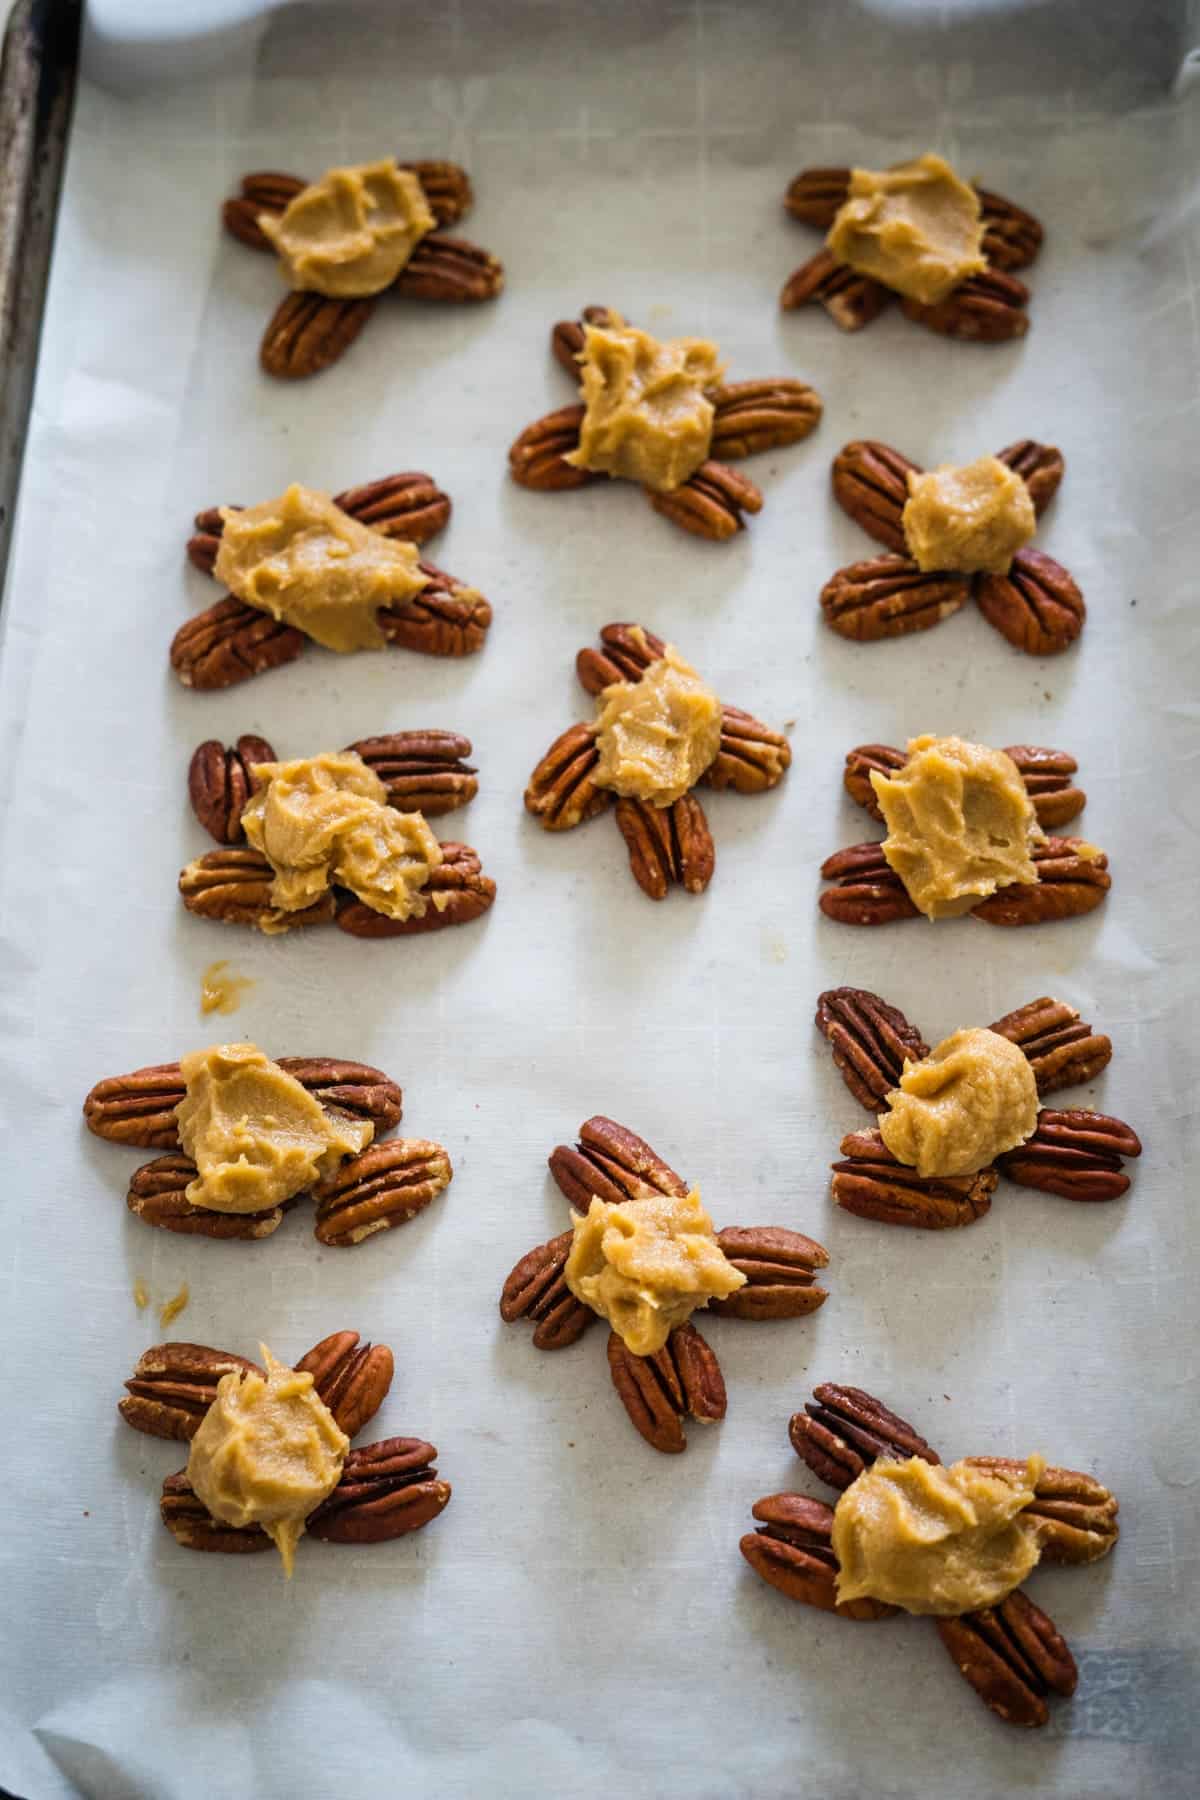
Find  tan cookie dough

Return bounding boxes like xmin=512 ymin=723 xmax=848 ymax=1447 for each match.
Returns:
xmin=902 ymin=456 xmax=1036 ymax=576
xmin=826 ymin=153 xmax=986 ymax=305
xmin=200 ymin=961 xmax=254 ymax=1017
xmin=259 ymin=159 xmax=435 ymax=298
xmin=832 ymin=1453 xmax=1045 ymax=1616
xmin=187 ymin=1345 xmax=349 ymax=1576
xmin=593 ymin=646 xmax=723 ymax=807
xmin=566 ymin=319 xmax=724 ymax=493
xmin=564 ymin=1188 xmax=745 ymax=1356
xmin=870 ymin=734 xmax=1043 ymax=919
xmin=176 ymin=1041 xmax=373 ymax=1215
xmin=880 ymin=1027 xmax=1038 ymax=1177
xmin=241 ymin=750 xmax=443 ymax=927
xmin=215 ymin=484 xmax=429 ymax=654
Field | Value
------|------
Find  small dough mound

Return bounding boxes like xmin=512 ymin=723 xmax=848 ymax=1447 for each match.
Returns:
xmin=902 ymin=456 xmax=1036 ymax=576
xmin=567 ymin=320 xmax=724 ymax=493
xmin=259 ymin=159 xmax=435 ymax=298
xmin=826 ymin=154 xmax=986 ymax=305
xmin=593 ymin=646 xmax=723 ymax=808
xmin=880 ymin=1027 xmax=1039 ymax=1177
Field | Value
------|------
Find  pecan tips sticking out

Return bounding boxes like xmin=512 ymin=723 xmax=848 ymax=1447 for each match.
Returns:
xmin=788 ymin=1381 xmax=941 ymax=1490
xmin=312 ymin=1138 xmax=453 ymax=1246
xmin=260 ymin=290 xmax=378 ymax=380
xmin=606 ymin=1322 xmax=726 ymax=1454
xmin=646 ymin=460 xmax=763 ymax=541
xmin=780 ymin=250 xmax=892 ymax=331
xmin=548 ymin=1115 xmax=689 ymax=1212
xmin=821 ymin=556 xmax=971 ymax=643
xmin=741 ymin=1492 xmax=898 ymax=1620
xmin=615 ymin=793 xmax=716 ymax=900
xmin=814 ymin=987 xmax=930 ymax=1111
xmin=987 ymin=997 xmax=1111 ymax=1095
xmin=499 ymin=1231 xmax=596 ymax=1350
xmin=524 ymin=722 xmax=611 ymax=832
xmin=831 ymin=1129 xmax=996 ymax=1229
xmin=188 ymin=735 xmax=276 ymax=844
xmin=710 ymin=1227 xmax=830 ymax=1320
xmin=975 ymin=548 xmax=1085 ymax=655
xmin=995 ymin=1108 xmax=1140 ymax=1201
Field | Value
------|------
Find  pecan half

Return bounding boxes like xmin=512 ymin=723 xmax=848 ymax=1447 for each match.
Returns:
xmin=120 ymin=1343 xmax=262 ymax=1441
xmin=615 ymin=793 xmax=715 ymax=900
xmin=160 ymin=1471 xmax=275 ymax=1553
xmin=549 ymin=1115 xmax=688 ymax=1212
xmin=606 ymin=1322 xmax=725 ymax=1454
xmin=987 ymin=996 xmax=1112 ymax=1096
xmin=976 ymin=547 xmax=1085 ymax=655
xmin=179 ymin=848 xmax=335 ymax=929
xmin=977 ymin=190 xmax=1045 ymax=273
xmin=260 ymin=290 xmax=377 ymax=379
xmin=821 ymin=555 xmax=971 ymax=643
xmin=307 ymin=1438 xmax=451 ymax=1541
xmin=221 ymin=171 xmax=305 ymax=249
xmin=394 ymin=233 xmax=503 ymax=303
xmin=189 ymin=474 xmax=452 ymax=573
xmin=963 ymin=1457 xmax=1119 ymax=1565
xmin=704 ymin=707 xmax=791 ymax=794
xmin=524 ymin=722 xmax=610 ymax=831
xmin=783 ymin=168 xmax=851 ymax=227
xmin=127 ymin=1154 xmax=290 ymax=1240
xmin=709 ymin=1227 xmax=830 ymax=1320
xmin=188 ymin=734 xmax=276 ymax=844
xmin=995 ymin=1108 xmax=1140 ymax=1201
xmin=780 ymin=250 xmax=891 ymax=331
xmin=499 ymin=1230 xmax=595 ymax=1350
xmin=509 ymin=405 xmax=595 ymax=491
xmin=936 ymin=1590 xmax=1077 ymax=1728
xmin=293 ymin=1331 xmax=395 ymax=1439
xmin=85 ymin=1056 xmax=402 ymax=1149
xmin=313 ymin=1139 xmax=453 ymax=1245
xmin=819 ymin=842 xmax=920 ymax=925
xmin=708 ymin=380 xmax=823 ymax=459
xmin=171 ymin=596 xmax=307 ymax=690
xmin=574 ymin=621 xmax=665 ymax=691
xmin=788 ymin=1381 xmax=941 ymax=1491
xmin=396 ymin=161 xmax=474 ymax=229
xmin=994 ymin=440 xmax=1063 ymax=516
xmin=348 ymin=730 xmax=477 ymax=816
xmin=380 ymin=562 xmax=492 ymax=658
xmin=646 ymin=460 xmax=763 ymax=541
xmin=831 ymin=1129 xmax=996 ymax=1228
xmin=843 ymin=742 xmax=1085 ymax=830
xmin=831 ymin=440 xmax=920 ymax=551
xmin=333 ymin=843 xmax=496 ymax=938
xmin=550 ymin=304 xmax=620 ymax=376
xmin=971 ymin=838 xmax=1110 ymax=926
xmin=902 ymin=268 xmax=1030 ymax=341
xmin=814 ymin=986 xmax=929 ymax=1111
xmin=741 ymin=1492 xmax=898 ymax=1620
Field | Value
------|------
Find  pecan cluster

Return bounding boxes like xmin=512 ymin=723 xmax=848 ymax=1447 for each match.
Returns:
xmin=499 ymin=1116 xmax=830 ymax=1453
xmin=222 ymin=162 xmax=502 ymax=379
xmin=822 ymin=438 xmax=1084 ymax=653
xmin=742 ymin=1381 xmax=1117 ymax=1729
xmin=173 ymin=472 xmax=492 ymax=692
xmin=84 ymin=1056 xmax=453 ymax=1247
xmin=781 ymin=168 xmax=1042 ymax=341
xmin=121 ymin=1328 xmax=450 ymax=1555
xmin=525 ymin=622 xmax=790 ymax=900
xmin=815 ymin=988 xmax=1141 ymax=1228
xmin=508 ymin=306 xmax=822 ymax=540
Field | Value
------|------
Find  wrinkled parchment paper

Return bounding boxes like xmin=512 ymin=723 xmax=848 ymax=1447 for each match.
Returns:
xmin=1 ymin=3 xmax=1198 ymax=1795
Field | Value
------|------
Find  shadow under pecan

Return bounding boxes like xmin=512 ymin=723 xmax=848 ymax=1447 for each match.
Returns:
xmin=987 ymin=997 xmax=1111 ymax=1096
xmin=606 ymin=1322 xmax=726 ymax=1454
xmin=995 ymin=1108 xmax=1141 ymax=1201
xmin=843 ymin=741 xmax=1085 ymax=831
xmin=615 ymin=793 xmax=715 ymax=900
xmin=831 ymin=1129 xmax=997 ymax=1229
xmin=814 ymin=987 xmax=929 ymax=1111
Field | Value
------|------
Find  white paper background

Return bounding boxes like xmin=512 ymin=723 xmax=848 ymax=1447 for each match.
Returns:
xmin=1 ymin=3 xmax=1198 ymax=1795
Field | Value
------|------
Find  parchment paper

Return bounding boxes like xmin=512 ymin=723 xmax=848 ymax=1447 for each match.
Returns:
xmin=1 ymin=3 xmax=1198 ymax=1795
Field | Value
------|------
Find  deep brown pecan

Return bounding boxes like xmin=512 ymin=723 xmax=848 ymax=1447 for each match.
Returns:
xmin=996 ymin=1108 xmax=1141 ymax=1201
xmin=313 ymin=1138 xmax=453 ymax=1245
xmin=710 ymin=1227 xmax=830 ymax=1320
xmin=120 ymin=1343 xmax=262 ymax=1441
xmin=814 ymin=986 xmax=929 ymax=1111
xmin=788 ymin=1381 xmax=941 ymax=1491
xmin=333 ymin=843 xmax=496 ymax=938
xmin=549 ymin=1115 xmax=688 ymax=1212
xmin=508 ymin=404 xmax=595 ymax=491
xmin=185 ymin=507 xmax=227 ymax=576
xmin=160 ymin=1471 xmax=275 ymax=1553
xmin=379 ymin=562 xmax=492 ymax=657
xmin=843 ymin=742 xmax=1085 ymax=830
xmin=703 ymin=707 xmax=792 ymax=794
xmin=170 ymin=596 xmax=307 ymax=690
xmin=574 ymin=621 xmax=666 ymax=691
xmin=936 ymin=1590 xmax=1077 ymax=1729
xmin=85 ymin=1056 xmax=400 ymax=1149
xmin=524 ymin=722 xmax=611 ymax=831
xmin=307 ymin=1438 xmax=451 ymax=1542
xmin=987 ymin=997 xmax=1112 ymax=1096
xmin=994 ymin=440 xmax=1063 ymax=515
xmin=550 ymin=304 xmax=620 ymax=376
xmin=964 ymin=1458 xmax=1119 ymax=1565
xmin=971 ymin=838 xmax=1110 ymax=926
xmin=902 ymin=268 xmax=1030 ymax=341
xmin=783 ymin=167 xmax=851 ymax=227
xmin=976 ymin=547 xmax=1085 ymax=655
xmin=831 ymin=439 xmax=920 ymax=551
xmin=977 ymin=190 xmax=1045 ymax=273
xmin=179 ymin=848 xmax=335 ymax=929
xmin=708 ymin=380 xmax=823 ymax=459
xmin=293 ymin=1331 xmax=395 ymax=1440
xmin=394 ymin=233 xmax=503 ymax=303
xmin=189 ymin=475 xmax=451 ymax=574
xmin=831 ymin=1129 xmax=997 ymax=1229
xmin=614 ymin=793 xmax=715 ymax=900
xmin=127 ymin=1154 xmax=291 ymax=1240
xmin=347 ymin=730 xmax=477 ymax=816
xmin=780 ymin=249 xmax=892 ymax=331
xmin=819 ymin=842 xmax=920 ymax=925
xmin=499 ymin=1230 xmax=595 ymax=1350
xmin=821 ymin=555 xmax=971 ymax=643
xmin=741 ymin=1492 xmax=898 ymax=1620
xmin=260 ymin=290 xmax=377 ymax=379
xmin=606 ymin=1322 xmax=725 ymax=1454
xmin=646 ymin=460 xmax=763 ymax=541
xmin=396 ymin=161 xmax=474 ymax=228
xmin=188 ymin=734 xmax=276 ymax=844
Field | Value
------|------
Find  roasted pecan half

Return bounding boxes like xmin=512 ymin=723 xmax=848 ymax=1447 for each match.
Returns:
xmin=936 ymin=1590 xmax=1077 ymax=1729
xmin=120 ymin=1343 xmax=261 ymax=1441
xmin=704 ymin=707 xmax=791 ymax=794
xmin=188 ymin=734 xmax=276 ymax=843
xmin=831 ymin=439 xmax=920 ymax=551
xmin=550 ymin=304 xmax=620 ymax=376
xmin=996 ymin=1108 xmax=1140 ymax=1201
xmin=394 ymin=233 xmax=503 ymax=303
xmin=788 ymin=1381 xmax=941 ymax=1491
xmin=814 ymin=986 xmax=929 ymax=1111
xmin=994 ymin=440 xmax=1063 ymax=515
xmin=171 ymin=596 xmax=307 ymax=690
xmin=380 ymin=562 xmax=492 ymax=658
xmin=127 ymin=1154 xmax=291 ymax=1240
xmin=179 ymin=848 xmax=335 ymax=929
xmin=161 ymin=1471 xmax=275 ymax=1553
xmin=615 ymin=794 xmax=715 ymax=900
xmin=708 ymin=380 xmax=823 ymax=459
xmin=843 ymin=742 xmax=1084 ymax=830
xmin=977 ymin=190 xmax=1045 ymax=273
xmin=780 ymin=250 xmax=891 ymax=331
xmin=606 ymin=1322 xmax=725 ymax=1454
xmin=971 ymin=838 xmax=1110 ymax=926
xmin=902 ymin=268 xmax=1030 ymax=341
xmin=499 ymin=1230 xmax=595 ymax=1350
xmin=333 ymin=843 xmax=496 ymax=938
xmin=260 ymin=290 xmax=377 ymax=379
xmin=313 ymin=1139 xmax=453 ymax=1245
xmin=710 ymin=1227 xmax=830 ymax=1320
xmin=293 ymin=1330 xmax=395 ymax=1439
xmin=821 ymin=555 xmax=971 ymax=643
xmin=348 ymin=730 xmax=477 ymax=816
xmin=783 ymin=168 xmax=851 ymax=227
xmin=307 ymin=1438 xmax=451 ymax=1542
xmin=646 ymin=460 xmax=763 ymax=541
xmin=987 ymin=997 xmax=1111 ymax=1096
xmin=976 ymin=547 xmax=1085 ymax=655
xmin=831 ymin=1129 xmax=996 ymax=1229
xmin=741 ymin=1492 xmax=898 ymax=1620
xmin=85 ymin=1056 xmax=402 ymax=1149
xmin=964 ymin=1457 xmax=1119 ymax=1565
xmin=524 ymin=722 xmax=610 ymax=831
xmin=819 ymin=842 xmax=920 ymax=925
xmin=508 ymin=405 xmax=595 ymax=491
xmin=549 ymin=1115 xmax=688 ymax=1212
xmin=574 ymin=621 xmax=665 ymax=691
xmin=189 ymin=474 xmax=451 ymax=573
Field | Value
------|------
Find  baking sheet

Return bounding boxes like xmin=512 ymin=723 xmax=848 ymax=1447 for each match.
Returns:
xmin=1 ymin=2 xmax=1198 ymax=1795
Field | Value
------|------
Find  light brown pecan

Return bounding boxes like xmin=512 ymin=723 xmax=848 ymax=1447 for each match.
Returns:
xmin=127 ymin=1154 xmax=292 ymax=1240
xmin=120 ymin=1343 xmax=262 ymax=1441
xmin=831 ymin=1129 xmax=997 ymax=1229
xmin=508 ymin=404 xmax=595 ymax=490
xmin=347 ymin=730 xmax=477 ymax=816
xmin=783 ymin=167 xmax=851 ymax=227
xmin=788 ymin=1381 xmax=941 ymax=1491
xmin=313 ymin=1138 xmax=453 ymax=1245
xmin=819 ymin=842 xmax=920 ymax=926
xmin=821 ymin=555 xmax=971 ymax=643
xmin=964 ymin=1457 xmax=1119 ymax=1565
xmin=704 ymin=707 xmax=791 ymax=794
xmin=708 ymin=380 xmax=823 ymax=459
xmin=188 ymin=734 xmax=276 ymax=844
xmin=85 ymin=1056 xmax=401 ymax=1149
xmin=332 ymin=842 xmax=496 ymax=938
xmin=179 ymin=847 xmax=335 ymax=929
xmin=831 ymin=439 xmax=920 ymax=551
xmin=170 ymin=596 xmax=307 ymax=690
xmin=524 ymin=722 xmax=611 ymax=831
xmin=380 ymin=562 xmax=493 ymax=657
xmin=996 ymin=1108 xmax=1140 ymax=1201
xmin=780 ymin=249 xmax=892 ymax=331
xmin=189 ymin=475 xmax=451 ymax=574
xmin=709 ymin=1227 xmax=830 ymax=1320
xmin=606 ymin=1322 xmax=725 ymax=1454
xmin=394 ymin=233 xmax=503 ymax=303
xmin=293 ymin=1331 xmax=395 ymax=1439
xmin=902 ymin=268 xmax=1030 ymax=341
xmin=843 ymin=741 xmax=1085 ymax=830
xmin=550 ymin=304 xmax=620 ymax=377
xmin=994 ymin=440 xmax=1063 ymax=515
xmin=977 ymin=190 xmax=1045 ymax=273
xmin=740 ymin=1492 xmax=898 ymax=1620
xmin=814 ymin=986 xmax=929 ymax=1111
xmin=976 ymin=547 xmax=1085 ymax=655
xmin=936 ymin=1590 xmax=1077 ymax=1729
xmin=548 ymin=1115 xmax=689 ymax=1212
xmin=499 ymin=1230 xmax=595 ymax=1350
xmin=971 ymin=838 xmax=1110 ymax=926
xmin=307 ymin=1438 xmax=451 ymax=1542
xmin=614 ymin=794 xmax=715 ymax=900
xmin=646 ymin=460 xmax=763 ymax=541
xmin=987 ymin=997 xmax=1112 ymax=1096
xmin=260 ymin=290 xmax=377 ymax=379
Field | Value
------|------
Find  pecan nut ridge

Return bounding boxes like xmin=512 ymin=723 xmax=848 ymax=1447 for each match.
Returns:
xmin=548 ymin=1115 xmax=689 ymax=1212
xmin=936 ymin=1591 xmax=1077 ymax=1728
xmin=606 ymin=1321 xmax=726 ymax=1454
xmin=313 ymin=1138 xmax=453 ymax=1246
xmin=615 ymin=792 xmax=716 ymax=900
xmin=976 ymin=547 xmax=1085 ymax=655
xmin=120 ymin=1343 xmax=262 ymax=1441
xmin=710 ymin=1226 xmax=830 ymax=1319
xmin=831 ymin=439 xmax=920 ymax=551
xmin=814 ymin=986 xmax=929 ymax=1111
xmin=821 ymin=556 xmax=970 ymax=643
xmin=127 ymin=1154 xmax=290 ymax=1240
xmin=499 ymin=1231 xmax=595 ymax=1350
xmin=525 ymin=722 xmax=610 ymax=832
xmin=646 ymin=460 xmax=763 ymax=542
xmin=171 ymin=595 xmax=308 ymax=691
xmin=788 ymin=1381 xmax=941 ymax=1490
xmin=293 ymin=1331 xmax=395 ymax=1439
xmin=995 ymin=1108 xmax=1140 ymax=1201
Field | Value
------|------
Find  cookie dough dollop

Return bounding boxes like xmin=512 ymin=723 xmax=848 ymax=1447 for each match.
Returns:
xmin=593 ymin=644 xmax=723 ymax=807
xmin=826 ymin=153 xmax=986 ymax=305
xmin=879 ymin=1026 xmax=1038 ymax=1176
xmin=902 ymin=456 xmax=1036 ymax=576
xmin=567 ymin=319 xmax=724 ymax=492
xmin=258 ymin=159 xmax=435 ymax=298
